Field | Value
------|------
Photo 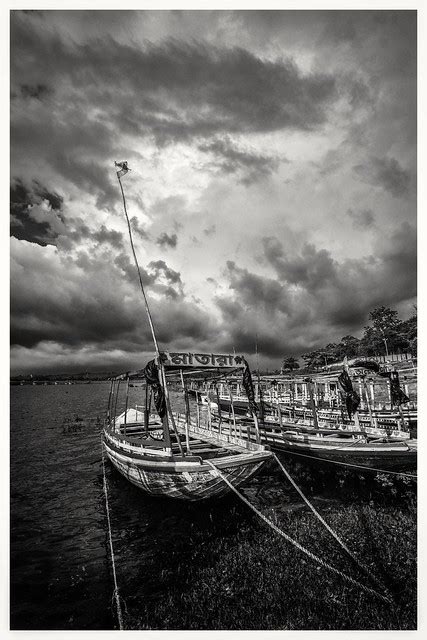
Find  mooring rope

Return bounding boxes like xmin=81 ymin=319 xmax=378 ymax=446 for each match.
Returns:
xmin=275 ymin=448 xmax=417 ymax=479
xmin=205 ymin=460 xmax=391 ymax=604
xmin=101 ymin=434 xmax=124 ymax=630
xmin=271 ymin=453 xmax=386 ymax=594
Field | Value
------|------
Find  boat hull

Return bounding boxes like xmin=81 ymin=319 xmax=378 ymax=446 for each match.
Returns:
xmin=103 ymin=427 xmax=271 ymax=501
xmin=206 ymin=419 xmax=417 ymax=471
xmin=261 ymin=430 xmax=417 ymax=470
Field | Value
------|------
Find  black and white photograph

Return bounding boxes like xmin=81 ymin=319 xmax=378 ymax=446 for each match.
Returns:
xmin=7 ymin=4 xmax=419 ymax=632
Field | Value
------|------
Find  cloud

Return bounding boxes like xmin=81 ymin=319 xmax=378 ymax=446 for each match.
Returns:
xmin=213 ymin=225 xmax=416 ymax=357
xmin=347 ymin=207 xmax=376 ymax=229
xmin=226 ymin=261 xmax=291 ymax=314
xmin=10 ymin=239 xmax=215 ymax=358
xmin=264 ymin=226 xmax=416 ymax=324
xmin=130 ymin=216 xmax=149 ymax=240
xmin=203 ymin=224 xmax=216 ymax=236
xmin=10 ymin=179 xmax=65 ymax=246
xmin=156 ymin=232 xmax=178 ymax=248
xmin=10 ymin=179 xmax=126 ymax=253
xmin=9 ymin=10 xmax=416 ymax=373
xmin=199 ymin=136 xmax=281 ymax=184
xmin=17 ymin=83 xmax=51 ymax=100
xmin=262 ymin=237 xmax=337 ymax=293
xmin=353 ymin=156 xmax=411 ymax=197
xmin=11 ymin=15 xmax=337 ymax=152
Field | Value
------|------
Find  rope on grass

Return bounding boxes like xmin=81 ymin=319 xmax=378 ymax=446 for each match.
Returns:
xmin=205 ymin=460 xmax=392 ymax=605
xmin=275 ymin=448 xmax=417 ymax=479
xmin=272 ymin=453 xmax=386 ymax=595
xmin=101 ymin=434 xmax=124 ymax=630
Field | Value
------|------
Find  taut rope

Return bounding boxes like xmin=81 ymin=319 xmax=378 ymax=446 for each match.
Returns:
xmin=101 ymin=434 xmax=124 ymax=629
xmin=272 ymin=453 xmax=386 ymax=594
xmin=274 ymin=448 xmax=417 ymax=479
xmin=205 ymin=459 xmax=392 ymax=605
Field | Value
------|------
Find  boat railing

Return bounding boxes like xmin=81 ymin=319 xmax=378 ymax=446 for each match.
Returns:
xmin=173 ymin=412 xmax=267 ymax=452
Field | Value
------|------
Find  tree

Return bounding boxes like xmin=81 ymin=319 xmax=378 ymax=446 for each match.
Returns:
xmin=360 ymin=326 xmax=383 ymax=356
xmin=301 ymin=350 xmax=327 ymax=371
xmin=362 ymin=306 xmax=401 ymax=355
xmin=338 ymin=335 xmax=361 ymax=359
xmin=399 ymin=310 xmax=417 ymax=354
xmin=281 ymin=356 xmax=300 ymax=372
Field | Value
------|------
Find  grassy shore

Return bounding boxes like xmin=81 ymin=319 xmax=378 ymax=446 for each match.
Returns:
xmin=121 ymin=460 xmax=416 ymax=630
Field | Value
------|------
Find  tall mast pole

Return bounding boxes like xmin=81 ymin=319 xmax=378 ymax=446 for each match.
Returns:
xmin=116 ymin=168 xmax=161 ymax=357
xmin=115 ymin=162 xmax=176 ymax=451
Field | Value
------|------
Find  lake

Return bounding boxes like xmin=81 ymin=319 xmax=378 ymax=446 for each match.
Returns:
xmin=10 ymin=383 xmax=297 ymax=629
xmin=11 ymin=383 xmax=416 ymax=630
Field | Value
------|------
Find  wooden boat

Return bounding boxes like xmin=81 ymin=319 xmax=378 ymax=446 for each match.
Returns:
xmin=263 ymin=425 xmax=417 ymax=470
xmin=191 ymin=362 xmax=417 ymax=430
xmin=203 ymin=361 xmax=417 ymax=470
xmin=102 ymin=162 xmax=272 ymax=500
xmin=103 ymin=354 xmax=272 ymax=500
xmin=201 ymin=360 xmax=417 ymax=437
xmin=209 ymin=394 xmax=414 ymax=440
xmin=206 ymin=415 xmax=417 ymax=470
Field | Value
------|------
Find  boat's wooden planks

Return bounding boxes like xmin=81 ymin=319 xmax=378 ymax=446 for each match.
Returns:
xmin=105 ymin=445 xmax=269 ymax=500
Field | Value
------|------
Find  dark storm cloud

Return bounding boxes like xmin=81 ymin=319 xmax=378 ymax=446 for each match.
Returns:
xmin=18 ymin=83 xmax=51 ymax=100
xmin=263 ymin=227 xmax=416 ymax=325
xmin=323 ymin=15 xmax=356 ymax=43
xmin=10 ymin=99 xmax=122 ymax=210
xmin=10 ymin=179 xmax=65 ymax=246
xmin=11 ymin=13 xmax=337 ymax=149
xmin=262 ymin=237 xmax=337 ymax=293
xmin=56 ymin=219 xmax=125 ymax=253
xmin=353 ymin=156 xmax=411 ymax=197
xmin=11 ymin=179 xmax=63 ymax=213
xmin=11 ymin=243 xmax=213 ymax=351
xmin=156 ymin=232 xmax=178 ymax=249
xmin=10 ymin=10 xmax=336 ymax=226
xmin=9 ymin=10 xmax=417 ymax=374
xmin=226 ymin=261 xmax=290 ymax=314
xmin=215 ymin=294 xmax=301 ymax=357
xmin=10 ymin=178 xmax=126 ymax=252
xmin=199 ymin=136 xmax=280 ymax=184
xmin=347 ymin=207 xmax=376 ymax=229
xmin=215 ymin=226 xmax=416 ymax=357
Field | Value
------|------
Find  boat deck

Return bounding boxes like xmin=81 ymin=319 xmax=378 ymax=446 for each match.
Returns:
xmin=115 ymin=421 xmax=251 ymax=458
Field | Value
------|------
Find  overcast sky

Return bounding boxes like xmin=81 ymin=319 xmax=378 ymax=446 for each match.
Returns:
xmin=10 ymin=9 xmax=417 ymax=375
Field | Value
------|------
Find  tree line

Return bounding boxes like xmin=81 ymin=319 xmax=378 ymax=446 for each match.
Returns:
xmin=282 ymin=305 xmax=417 ymax=372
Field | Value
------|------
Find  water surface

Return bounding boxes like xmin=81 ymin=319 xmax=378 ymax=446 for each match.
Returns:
xmin=10 ymin=383 xmax=293 ymax=629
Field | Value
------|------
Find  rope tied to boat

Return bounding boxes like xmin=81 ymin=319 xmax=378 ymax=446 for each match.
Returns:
xmin=275 ymin=448 xmax=417 ymax=479
xmin=205 ymin=459 xmax=392 ymax=605
xmin=101 ymin=433 xmax=124 ymax=630
xmin=271 ymin=453 xmax=387 ymax=595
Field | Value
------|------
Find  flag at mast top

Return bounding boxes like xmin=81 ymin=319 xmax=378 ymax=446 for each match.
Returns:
xmin=115 ymin=161 xmax=130 ymax=178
